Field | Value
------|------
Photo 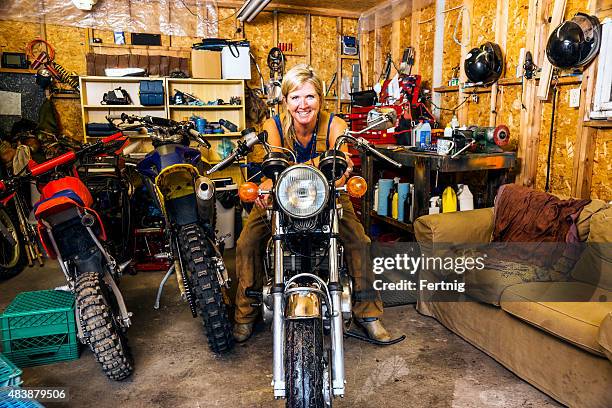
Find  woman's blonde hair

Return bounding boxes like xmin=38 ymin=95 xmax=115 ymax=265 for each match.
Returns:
xmin=280 ymin=64 xmax=324 ymax=147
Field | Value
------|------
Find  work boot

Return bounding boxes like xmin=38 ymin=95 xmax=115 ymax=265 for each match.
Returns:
xmin=233 ymin=322 xmax=254 ymax=343
xmin=358 ymin=318 xmax=391 ymax=342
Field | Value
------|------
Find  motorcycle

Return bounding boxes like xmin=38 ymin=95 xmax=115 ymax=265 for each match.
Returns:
xmin=0 ymin=133 xmax=135 ymax=380
xmin=237 ymin=109 xmax=404 ymax=407
xmin=108 ymin=114 xmax=260 ymax=354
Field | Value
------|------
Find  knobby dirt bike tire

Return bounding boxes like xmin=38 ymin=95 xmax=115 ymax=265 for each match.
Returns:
xmin=285 ymin=318 xmax=326 ymax=408
xmin=0 ymin=206 xmax=26 ymax=280
xmin=75 ymin=271 xmax=134 ymax=380
xmin=179 ymin=224 xmax=234 ymax=353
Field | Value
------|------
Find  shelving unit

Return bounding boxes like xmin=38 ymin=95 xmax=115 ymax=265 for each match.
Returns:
xmin=79 ymin=76 xmax=248 ymax=184
xmin=79 ymin=76 xmax=167 ymax=142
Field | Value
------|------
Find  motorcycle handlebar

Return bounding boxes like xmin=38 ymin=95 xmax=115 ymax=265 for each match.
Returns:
xmin=101 ymin=132 xmax=126 ymax=144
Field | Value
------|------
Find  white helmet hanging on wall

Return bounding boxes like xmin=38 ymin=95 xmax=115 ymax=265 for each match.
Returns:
xmin=72 ymin=0 xmax=97 ymax=11
xmin=546 ymin=13 xmax=601 ymax=69
xmin=464 ymin=42 xmax=503 ymax=85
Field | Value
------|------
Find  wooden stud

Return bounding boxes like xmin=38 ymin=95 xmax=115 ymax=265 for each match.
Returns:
xmin=273 ymin=10 xmax=279 ymax=48
xmin=306 ymin=14 xmax=311 ymax=66
xmin=536 ymin=0 xmax=566 ymax=100
xmin=571 ymin=0 xmax=599 ymax=198
xmin=337 ymin=17 xmax=342 ymax=112
xmin=374 ymin=13 xmax=382 ymax=83
xmin=490 ymin=0 xmax=509 ymax=126
xmin=391 ymin=19 xmax=401 ymax=66
xmin=457 ymin=0 xmax=473 ymax=126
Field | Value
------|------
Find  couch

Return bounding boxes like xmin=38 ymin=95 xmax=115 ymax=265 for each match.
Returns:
xmin=413 ymin=200 xmax=612 ymax=408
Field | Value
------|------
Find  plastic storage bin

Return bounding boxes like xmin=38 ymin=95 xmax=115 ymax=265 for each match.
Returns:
xmin=139 ymin=80 xmax=164 ymax=106
xmin=0 ymin=352 xmax=21 ymax=387
xmin=1 ymin=290 xmax=79 ymax=368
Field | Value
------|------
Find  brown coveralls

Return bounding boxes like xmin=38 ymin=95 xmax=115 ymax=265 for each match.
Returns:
xmin=234 ymin=111 xmax=384 ymax=324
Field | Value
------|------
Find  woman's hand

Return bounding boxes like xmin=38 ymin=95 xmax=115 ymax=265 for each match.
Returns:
xmin=335 ymin=157 xmax=354 ymax=187
xmin=255 ymin=178 xmax=274 ymax=209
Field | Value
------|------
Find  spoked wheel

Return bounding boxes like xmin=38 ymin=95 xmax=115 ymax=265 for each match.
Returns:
xmin=179 ymin=224 xmax=234 ymax=353
xmin=0 ymin=207 xmax=26 ymax=280
xmin=285 ymin=318 xmax=331 ymax=408
xmin=75 ymin=272 xmax=134 ymax=381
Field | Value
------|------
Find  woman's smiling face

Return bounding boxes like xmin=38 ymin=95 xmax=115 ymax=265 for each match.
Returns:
xmin=285 ymin=82 xmax=320 ymax=127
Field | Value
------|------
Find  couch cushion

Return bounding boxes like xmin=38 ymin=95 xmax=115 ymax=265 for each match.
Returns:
xmin=571 ymin=206 xmax=612 ymax=290
xmin=575 ymin=199 xmax=609 ymax=242
xmin=464 ymin=262 xmax=543 ymax=306
xmin=414 ymin=208 xmax=494 ymax=244
xmin=599 ymin=312 xmax=612 ymax=362
xmin=500 ymin=282 xmax=612 ymax=356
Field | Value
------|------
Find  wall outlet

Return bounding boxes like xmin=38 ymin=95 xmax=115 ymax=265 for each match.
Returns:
xmin=569 ymin=88 xmax=581 ymax=108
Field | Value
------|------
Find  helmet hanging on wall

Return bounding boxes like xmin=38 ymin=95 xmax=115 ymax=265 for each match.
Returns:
xmin=464 ymin=42 xmax=503 ymax=85
xmin=546 ymin=13 xmax=601 ymax=69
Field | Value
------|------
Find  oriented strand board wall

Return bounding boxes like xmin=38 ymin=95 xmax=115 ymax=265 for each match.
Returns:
xmin=535 ymin=86 xmax=580 ymax=195
xmin=505 ymin=0 xmax=529 ymax=78
xmin=465 ymin=93 xmax=491 ymax=126
xmin=439 ymin=92 xmax=459 ymax=126
xmin=471 ymin=1 xmax=497 ymax=46
xmin=0 ymin=21 xmax=42 ymax=54
xmin=244 ymin=11 xmax=274 ymax=89
xmin=400 ymin=14 xmax=411 ymax=51
xmin=45 ymin=24 xmax=88 ymax=75
xmin=442 ymin=0 xmax=463 ymax=85
xmin=591 ymin=129 xmax=612 ymax=200
xmin=496 ymin=86 xmax=522 ymax=150
xmin=417 ymin=3 xmax=436 ymax=89
xmin=311 ymin=15 xmax=338 ymax=111
xmin=53 ymin=98 xmax=82 ymax=141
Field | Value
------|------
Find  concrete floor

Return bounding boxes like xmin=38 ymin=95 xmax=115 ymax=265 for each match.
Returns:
xmin=1 ymin=257 xmax=561 ymax=408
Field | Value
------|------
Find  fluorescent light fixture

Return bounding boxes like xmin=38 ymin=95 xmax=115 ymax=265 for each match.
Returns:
xmin=237 ymin=0 xmax=270 ymax=23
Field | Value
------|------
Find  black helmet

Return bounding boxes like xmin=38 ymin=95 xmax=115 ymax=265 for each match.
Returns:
xmin=464 ymin=42 xmax=503 ymax=85
xmin=546 ymin=13 xmax=601 ymax=69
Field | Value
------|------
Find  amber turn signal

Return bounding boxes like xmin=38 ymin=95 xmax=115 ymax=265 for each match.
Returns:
xmin=239 ymin=182 xmax=259 ymax=202
xmin=346 ymin=176 xmax=367 ymax=198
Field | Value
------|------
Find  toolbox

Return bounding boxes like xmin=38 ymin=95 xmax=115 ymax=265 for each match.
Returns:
xmin=139 ymin=80 xmax=164 ymax=106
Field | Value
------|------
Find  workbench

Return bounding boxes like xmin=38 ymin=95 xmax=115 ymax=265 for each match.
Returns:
xmin=361 ymin=146 xmax=517 ymax=234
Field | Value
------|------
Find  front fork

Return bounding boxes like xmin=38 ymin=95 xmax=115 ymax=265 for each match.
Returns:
xmin=271 ymin=209 xmax=346 ymax=399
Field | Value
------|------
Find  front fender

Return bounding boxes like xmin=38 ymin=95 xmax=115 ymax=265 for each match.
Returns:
xmin=285 ymin=291 xmax=322 ymax=319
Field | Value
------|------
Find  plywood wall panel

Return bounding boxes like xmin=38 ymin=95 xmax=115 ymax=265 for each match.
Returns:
xmin=311 ymin=15 xmax=337 ymax=95
xmin=342 ymin=18 xmax=358 ymax=37
xmin=535 ymin=86 xmax=579 ymax=195
xmin=471 ymin=0 xmax=497 ymax=45
xmin=590 ymin=129 xmax=612 ymax=201
xmin=244 ymin=11 xmax=274 ymax=89
xmin=400 ymin=14 xmax=412 ymax=51
xmin=91 ymin=29 xmax=115 ymax=45
xmin=45 ymin=24 xmax=88 ymax=75
xmin=278 ymin=13 xmax=307 ymax=56
xmin=442 ymin=0 xmax=463 ymax=85
xmin=380 ymin=23 xmax=393 ymax=64
xmin=465 ymin=93 xmax=491 ymax=126
xmin=218 ymin=8 xmax=240 ymax=39
xmin=418 ymin=3 xmax=436 ymax=89
xmin=0 ymin=21 xmax=42 ymax=54
xmin=439 ymin=92 xmax=459 ymax=126
xmin=496 ymin=85 xmax=522 ymax=151
xmin=505 ymin=0 xmax=529 ymax=78
xmin=53 ymin=98 xmax=82 ymax=141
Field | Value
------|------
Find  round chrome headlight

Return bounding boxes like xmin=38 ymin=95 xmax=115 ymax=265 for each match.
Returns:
xmin=276 ymin=165 xmax=329 ymax=219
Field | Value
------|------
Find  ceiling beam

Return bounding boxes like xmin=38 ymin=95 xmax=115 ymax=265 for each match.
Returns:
xmin=216 ymin=1 xmax=361 ymax=18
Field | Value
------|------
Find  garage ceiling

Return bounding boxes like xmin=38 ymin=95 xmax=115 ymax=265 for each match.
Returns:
xmin=270 ymin=0 xmax=387 ymax=12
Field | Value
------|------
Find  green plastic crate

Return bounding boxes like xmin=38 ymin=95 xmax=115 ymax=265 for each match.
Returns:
xmin=0 ymin=353 xmax=21 ymax=387
xmin=0 ymin=291 xmax=79 ymax=368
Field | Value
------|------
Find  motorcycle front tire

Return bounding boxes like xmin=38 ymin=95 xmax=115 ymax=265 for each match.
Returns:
xmin=0 ymin=206 xmax=26 ymax=280
xmin=285 ymin=318 xmax=327 ymax=408
xmin=75 ymin=271 xmax=134 ymax=381
xmin=179 ymin=224 xmax=234 ymax=354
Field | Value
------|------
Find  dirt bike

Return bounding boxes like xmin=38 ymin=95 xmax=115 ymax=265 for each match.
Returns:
xmin=237 ymin=109 xmax=405 ymax=407
xmin=108 ymin=114 xmax=260 ymax=354
xmin=0 ymin=133 xmax=134 ymax=381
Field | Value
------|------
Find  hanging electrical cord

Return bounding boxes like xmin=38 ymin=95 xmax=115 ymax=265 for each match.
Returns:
xmin=544 ymin=77 xmax=559 ymax=193
xmin=453 ymin=7 xmax=471 ymax=47
xmin=179 ymin=0 xmax=239 ymax=24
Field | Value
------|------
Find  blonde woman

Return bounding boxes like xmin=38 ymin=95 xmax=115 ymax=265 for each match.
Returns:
xmin=233 ymin=64 xmax=390 ymax=342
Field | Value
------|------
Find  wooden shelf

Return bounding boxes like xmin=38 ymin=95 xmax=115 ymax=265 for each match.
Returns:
xmin=80 ymin=76 xmax=163 ymax=82
xmin=0 ymin=68 xmax=36 ymax=74
xmin=340 ymin=55 xmax=359 ymax=60
xmin=433 ymin=85 xmax=459 ymax=93
xmin=434 ymin=75 xmax=583 ymax=93
xmin=168 ymin=105 xmax=243 ymax=109
xmin=203 ymin=132 xmax=242 ymax=137
xmin=166 ymin=78 xmax=244 ymax=84
xmin=84 ymin=105 xmax=165 ymax=109
xmin=370 ymin=210 xmax=414 ymax=233
xmin=584 ymin=120 xmax=612 ymax=129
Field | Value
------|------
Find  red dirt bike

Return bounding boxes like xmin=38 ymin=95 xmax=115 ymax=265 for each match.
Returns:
xmin=0 ymin=133 xmax=134 ymax=381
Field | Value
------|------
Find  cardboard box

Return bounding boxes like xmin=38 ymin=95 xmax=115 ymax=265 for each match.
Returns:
xmin=191 ymin=49 xmax=221 ymax=79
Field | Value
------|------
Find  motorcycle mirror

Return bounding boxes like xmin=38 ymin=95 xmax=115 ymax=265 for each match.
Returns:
xmin=366 ymin=107 xmax=397 ymax=131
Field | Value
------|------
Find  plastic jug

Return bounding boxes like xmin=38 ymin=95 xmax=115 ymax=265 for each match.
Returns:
xmin=429 ymin=196 xmax=440 ymax=214
xmin=377 ymin=179 xmax=394 ymax=216
xmin=442 ymin=186 xmax=457 ymax=213
xmin=412 ymin=122 xmax=423 ymax=146
xmin=397 ymin=183 xmax=410 ymax=222
xmin=420 ymin=122 xmax=432 ymax=146
xmin=457 ymin=184 xmax=474 ymax=211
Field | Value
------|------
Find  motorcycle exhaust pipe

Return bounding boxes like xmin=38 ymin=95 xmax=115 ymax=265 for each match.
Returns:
xmin=195 ymin=177 xmax=215 ymax=221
